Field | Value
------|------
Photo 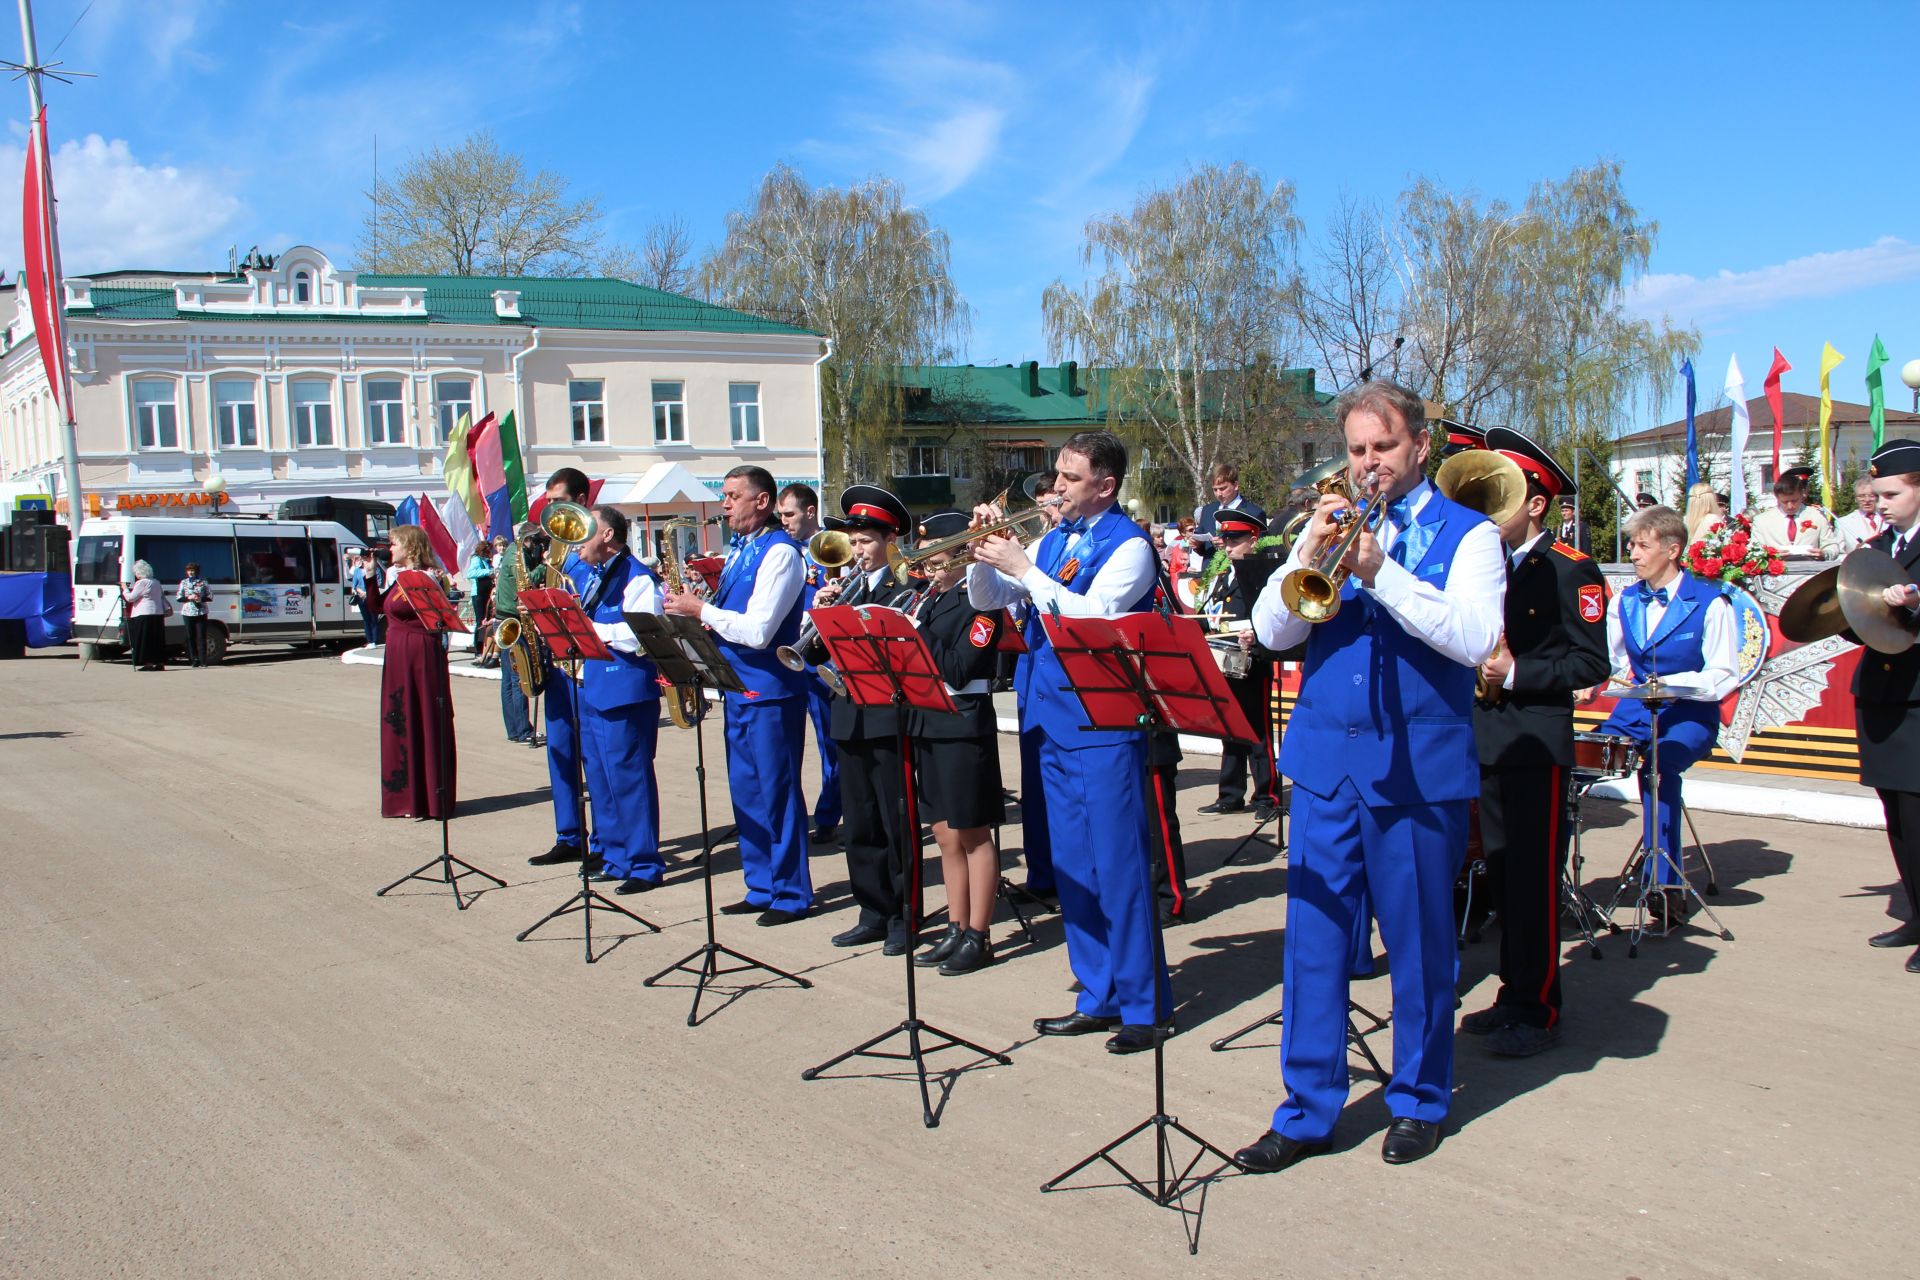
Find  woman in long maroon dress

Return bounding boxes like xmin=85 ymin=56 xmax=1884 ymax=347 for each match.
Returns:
xmin=378 ymin=526 xmax=456 ymax=819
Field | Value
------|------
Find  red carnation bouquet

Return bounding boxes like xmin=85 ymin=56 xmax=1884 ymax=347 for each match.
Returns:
xmin=1685 ymin=513 xmax=1784 ymax=585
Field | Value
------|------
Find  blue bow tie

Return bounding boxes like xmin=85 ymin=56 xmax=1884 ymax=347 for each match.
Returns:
xmin=1057 ymin=517 xmax=1088 ymax=538
xmin=1643 ymin=584 xmax=1669 ymax=606
xmin=1387 ymin=496 xmax=1415 ymax=530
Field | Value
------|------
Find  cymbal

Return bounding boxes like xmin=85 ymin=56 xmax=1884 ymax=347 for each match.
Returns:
xmin=1777 ymin=564 xmax=1845 ymax=643
xmin=1837 ymin=547 xmax=1919 ymax=655
xmin=1612 ymin=679 xmax=1677 ymax=702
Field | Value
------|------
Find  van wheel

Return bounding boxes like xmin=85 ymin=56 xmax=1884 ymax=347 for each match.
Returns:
xmin=201 ymin=625 xmax=230 ymax=666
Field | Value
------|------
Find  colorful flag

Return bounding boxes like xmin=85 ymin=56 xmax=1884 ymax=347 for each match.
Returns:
xmin=497 ymin=410 xmax=530 ymax=524
xmin=1818 ymin=343 xmax=1845 ymax=503
xmin=394 ymin=495 xmax=420 ymax=527
xmin=1725 ymin=354 xmax=1750 ymax=518
xmin=1867 ymin=334 xmax=1890 ymax=450
xmin=20 ymin=108 xmax=65 ymax=412
xmin=442 ymin=411 xmax=483 ymax=531
xmin=417 ymin=494 xmax=459 ymax=574
xmin=1681 ymin=359 xmax=1698 ymax=490
xmin=438 ymin=491 xmax=483 ymax=574
xmin=528 ymin=477 xmax=606 ymax=527
xmin=467 ymin=412 xmax=514 ymax=539
xmin=1763 ymin=348 xmax=1791 ymax=475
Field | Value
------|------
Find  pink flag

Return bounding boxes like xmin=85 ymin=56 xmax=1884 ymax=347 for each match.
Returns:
xmin=1764 ymin=348 xmax=1791 ymax=475
xmin=416 ymin=493 xmax=460 ymax=574
xmin=468 ymin=412 xmax=512 ymax=538
xmin=21 ymin=108 xmax=65 ymax=410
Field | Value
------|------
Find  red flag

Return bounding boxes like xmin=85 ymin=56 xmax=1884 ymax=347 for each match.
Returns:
xmin=21 ymin=109 xmax=66 ymax=410
xmin=527 ymin=477 xmax=604 ymax=527
xmin=1764 ymin=348 xmax=1792 ymax=475
xmin=416 ymin=493 xmax=460 ymax=574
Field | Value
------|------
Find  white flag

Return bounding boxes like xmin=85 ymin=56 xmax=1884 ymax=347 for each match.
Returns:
xmin=438 ymin=491 xmax=483 ymax=575
xmin=1725 ymin=354 xmax=1750 ymax=518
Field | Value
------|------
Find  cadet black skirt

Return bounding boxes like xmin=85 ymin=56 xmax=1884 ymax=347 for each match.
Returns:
xmin=914 ymin=734 xmax=1005 ymax=829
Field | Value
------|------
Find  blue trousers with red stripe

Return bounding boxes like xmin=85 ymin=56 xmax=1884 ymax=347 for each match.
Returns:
xmin=724 ymin=695 xmax=813 ymax=914
xmin=1039 ymin=731 xmax=1171 ymax=1026
xmin=1274 ymin=779 xmax=1467 ymax=1140
xmin=1478 ymin=762 xmax=1570 ymax=1027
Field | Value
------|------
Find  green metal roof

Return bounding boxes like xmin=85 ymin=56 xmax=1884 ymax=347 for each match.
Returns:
xmin=895 ymin=361 xmax=1332 ymax=428
xmin=68 ymin=275 xmax=814 ymax=337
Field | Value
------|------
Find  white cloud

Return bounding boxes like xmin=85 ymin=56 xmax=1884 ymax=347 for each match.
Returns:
xmin=1628 ymin=236 xmax=1920 ymax=323
xmin=809 ymin=47 xmax=1019 ymax=204
xmin=0 ymin=132 xmax=243 ymax=273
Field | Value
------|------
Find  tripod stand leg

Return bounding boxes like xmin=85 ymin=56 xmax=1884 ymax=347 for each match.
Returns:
xmin=1682 ymin=804 xmax=1719 ymax=895
xmin=996 ymin=876 xmax=1037 ymax=946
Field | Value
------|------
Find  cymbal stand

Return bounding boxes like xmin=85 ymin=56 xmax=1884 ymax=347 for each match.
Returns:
xmin=1602 ymin=700 xmax=1733 ymax=957
xmin=1562 ymin=771 xmax=1612 ymax=958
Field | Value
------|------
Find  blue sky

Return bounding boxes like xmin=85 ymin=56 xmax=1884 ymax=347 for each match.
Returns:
xmin=9 ymin=0 xmax=1918 ymax=425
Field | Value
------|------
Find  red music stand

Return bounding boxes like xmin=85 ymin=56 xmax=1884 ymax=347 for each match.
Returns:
xmin=376 ymin=570 xmax=503 ymax=910
xmin=513 ymin=587 xmax=661 ymax=962
xmin=1035 ymin=608 xmax=1252 ymax=1252
xmin=799 ymin=602 xmax=1013 ymax=1129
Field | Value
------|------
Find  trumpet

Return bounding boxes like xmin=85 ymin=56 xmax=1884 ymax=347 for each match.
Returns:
xmin=901 ymin=498 xmax=1062 ymax=569
xmin=1278 ymin=468 xmax=1391 ymax=623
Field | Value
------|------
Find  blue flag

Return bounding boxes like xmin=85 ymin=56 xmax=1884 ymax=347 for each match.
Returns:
xmin=395 ymin=495 xmax=420 ymax=527
xmin=1681 ymin=358 xmax=1698 ymax=491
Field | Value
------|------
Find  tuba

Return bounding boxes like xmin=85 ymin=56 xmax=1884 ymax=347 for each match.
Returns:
xmin=1435 ymin=449 xmax=1528 ymax=704
xmin=656 ymin=517 xmax=707 ymax=728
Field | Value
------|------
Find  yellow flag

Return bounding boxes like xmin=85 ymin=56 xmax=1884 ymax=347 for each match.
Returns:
xmin=1818 ymin=343 xmax=1845 ymax=501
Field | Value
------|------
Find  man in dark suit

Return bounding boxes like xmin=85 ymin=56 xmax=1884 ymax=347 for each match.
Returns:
xmin=1464 ymin=429 xmax=1610 ymax=1056
xmin=1197 ymin=507 xmax=1284 ymax=822
xmin=1194 ymin=462 xmax=1267 ymax=551
xmin=1555 ymin=496 xmax=1592 ymax=556
xmin=1855 ymin=439 xmax=1920 ymax=974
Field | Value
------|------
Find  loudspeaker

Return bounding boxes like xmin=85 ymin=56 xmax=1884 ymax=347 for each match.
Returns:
xmin=9 ymin=525 xmax=68 ymax=574
xmin=11 ymin=507 xmax=55 ymax=528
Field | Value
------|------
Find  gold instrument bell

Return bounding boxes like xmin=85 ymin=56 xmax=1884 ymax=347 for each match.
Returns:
xmin=1434 ymin=448 xmax=1528 ymax=528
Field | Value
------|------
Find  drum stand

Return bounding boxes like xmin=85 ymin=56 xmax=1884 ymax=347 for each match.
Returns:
xmin=1601 ymin=706 xmax=1734 ymax=957
xmin=1563 ymin=774 xmax=1615 ymax=958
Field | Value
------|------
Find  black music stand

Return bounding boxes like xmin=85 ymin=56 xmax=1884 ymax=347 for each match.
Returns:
xmin=1036 ymin=609 xmax=1256 ymax=1254
xmin=799 ymin=603 xmax=1013 ymax=1129
xmin=376 ymin=571 xmax=505 ymax=909
xmin=632 ymin=612 xmax=812 ymax=1024
xmin=513 ymin=587 xmax=661 ymax=962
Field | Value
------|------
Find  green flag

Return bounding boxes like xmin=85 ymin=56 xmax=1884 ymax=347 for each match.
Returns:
xmin=1867 ymin=334 xmax=1890 ymax=450
xmin=497 ymin=410 xmax=530 ymax=522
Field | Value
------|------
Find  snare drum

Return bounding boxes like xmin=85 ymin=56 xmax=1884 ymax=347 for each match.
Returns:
xmin=1208 ymin=639 xmax=1252 ymax=679
xmin=1572 ymin=731 xmax=1641 ymax=779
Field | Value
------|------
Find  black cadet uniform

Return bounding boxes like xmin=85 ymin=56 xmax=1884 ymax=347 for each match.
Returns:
xmin=1471 ymin=428 xmax=1610 ymax=1044
xmin=823 ymin=486 xmax=921 ymax=953
xmin=1200 ymin=509 xmax=1285 ymax=818
xmin=1851 ymin=439 xmax=1920 ymax=970
xmin=908 ymin=571 xmax=1007 ymax=831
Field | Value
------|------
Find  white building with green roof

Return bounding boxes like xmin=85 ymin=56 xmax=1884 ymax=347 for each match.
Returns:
xmin=0 ymin=246 xmax=826 ymax=523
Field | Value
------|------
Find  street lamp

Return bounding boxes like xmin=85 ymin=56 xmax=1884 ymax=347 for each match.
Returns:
xmin=1902 ymin=359 xmax=1920 ymax=415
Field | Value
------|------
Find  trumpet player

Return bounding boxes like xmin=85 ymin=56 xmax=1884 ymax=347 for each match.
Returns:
xmin=778 ymin=482 xmax=843 ymax=844
xmin=814 ymin=486 xmax=922 ymax=954
xmin=1464 ymin=428 xmax=1608 ymax=1058
xmin=1239 ymin=380 xmax=1505 ymax=1173
xmin=968 ymin=430 xmax=1171 ymax=1057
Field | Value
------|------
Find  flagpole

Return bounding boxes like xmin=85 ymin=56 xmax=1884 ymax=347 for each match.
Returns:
xmin=16 ymin=0 xmax=85 ymax=531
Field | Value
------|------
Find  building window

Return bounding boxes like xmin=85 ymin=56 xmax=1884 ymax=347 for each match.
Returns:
xmin=132 ymin=379 xmax=180 ymax=450
xmin=652 ymin=380 xmax=686 ymax=445
xmin=213 ymin=378 xmax=259 ymax=449
xmin=290 ymin=378 xmax=336 ymax=448
xmin=728 ymin=382 xmax=761 ymax=445
xmin=365 ymin=378 xmax=405 ymax=446
xmin=434 ymin=377 xmax=473 ymax=443
xmin=1300 ymin=441 xmax=1316 ymax=470
xmin=1634 ymin=469 xmax=1653 ymax=498
xmin=892 ymin=440 xmax=948 ymax=477
xmin=293 ymin=271 xmax=312 ymax=303
xmin=570 ymin=380 xmax=606 ymax=444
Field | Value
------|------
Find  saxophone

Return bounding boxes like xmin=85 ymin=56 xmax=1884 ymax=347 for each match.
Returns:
xmin=657 ymin=517 xmax=706 ymax=729
xmin=496 ymin=541 xmax=548 ymax=698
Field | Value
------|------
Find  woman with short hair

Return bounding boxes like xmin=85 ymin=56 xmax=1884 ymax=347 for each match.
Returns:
xmin=122 ymin=559 xmax=170 ymax=671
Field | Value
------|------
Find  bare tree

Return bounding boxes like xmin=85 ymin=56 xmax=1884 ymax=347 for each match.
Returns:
xmin=1042 ymin=162 xmax=1303 ymax=499
xmin=358 ymin=130 xmax=604 ymax=277
xmin=600 ymin=217 xmax=698 ymax=293
xmin=700 ymin=163 xmax=968 ymax=488
xmin=1298 ymin=195 xmax=1403 ymax=390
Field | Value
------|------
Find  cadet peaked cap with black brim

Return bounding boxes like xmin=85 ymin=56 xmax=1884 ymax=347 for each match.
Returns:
xmin=1483 ymin=425 xmax=1574 ymax=498
xmin=918 ymin=510 xmax=970 ymax=542
xmin=1215 ymin=508 xmax=1266 ymax=536
xmin=1437 ymin=419 xmax=1487 ymax=457
xmin=1869 ymin=439 xmax=1920 ymax=477
xmin=837 ymin=484 xmax=912 ymax=535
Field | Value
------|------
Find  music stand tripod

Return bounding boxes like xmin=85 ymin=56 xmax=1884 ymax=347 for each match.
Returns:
xmin=1035 ymin=609 xmax=1252 ymax=1252
xmin=513 ymin=587 xmax=661 ymax=962
xmin=376 ymin=570 xmax=505 ymax=910
xmin=799 ymin=603 xmax=1012 ymax=1130
xmin=631 ymin=613 xmax=812 ymax=1024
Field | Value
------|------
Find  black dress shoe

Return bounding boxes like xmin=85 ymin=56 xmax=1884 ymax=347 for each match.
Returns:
xmin=720 ymin=899 xmax=764 ymax=916
xmin=1869 ymin=922 xmax=1920 ymax=948
xmin=1381 ymin=1118 xmax=1442 ymax=1165
xmin=1106 ymin=1021 xmax=1174 ymax=1054
xmin=757 ymin=907 xmax=810 ymax=927
xmin=811 ymin=822 xmax=838 ymax=842
xmin=914 ymin=923 xmax=964 ymax=967
xmin=1198 ymin=799 xmax=1246 ymax=815
xmin=883 ymin=922 xmax=911 ymax=957
xmin=1907 ymin=948 xmax=1920 ymax=974
xmin=614 ymin=878 xmax=658 ymax=895
xmin=1033 ymin=1012 xmax=1120 ymax=1036
xmin=1486 ymin=1022 xmax=1560 ymax=1057
xmin=1234 ymin=1130 xmax=1330 ymax=1174
xmin=529 ymin=842 xmax=585 ymax=867
xmin=1460 ymin=1004 xmax=1519 ymax=1036
xmin=939 ymin=929 xmax=994 ymax=975
xmin=1253 ymin=804 xmax=1279 ymax=825
xmin=831 ymin=921 xmax=888 ymax=947
xmin=589 ymin=871 xmax=621 ymax=883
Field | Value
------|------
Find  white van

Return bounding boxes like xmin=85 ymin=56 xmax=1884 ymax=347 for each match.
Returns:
xmin=72 ymin=514 xmax=368 ymax=664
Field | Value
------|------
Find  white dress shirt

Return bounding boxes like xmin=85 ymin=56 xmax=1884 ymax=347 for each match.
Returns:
xmin=699 ymin=531 xmax=803 ymax=649
xmin=1836 ymin=508 xmax=1882 ymax=553
xmin=591 ymin=558 xmax=661 ymax=656
xmin=1252 ymin=480 xmax=1505 ymax=667
xmin=966 ymin=507 xmax=1159 ymax=618
xmin=1605 ymin=575 xmax=1741 ymax=702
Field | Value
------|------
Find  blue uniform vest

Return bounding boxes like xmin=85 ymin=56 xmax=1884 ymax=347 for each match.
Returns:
xmin=578 ymin=551 xmax=661 ymax=712
xmin=1017 ymin=506 xmax=1158 ymax=749
xmin=714 ymin=527 xmax=807 ymax=703
xmin=1606 ymin=570 xmax=1723 ymax=741
xmin=1279 ymin=488 xmax=1489 ymax=806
